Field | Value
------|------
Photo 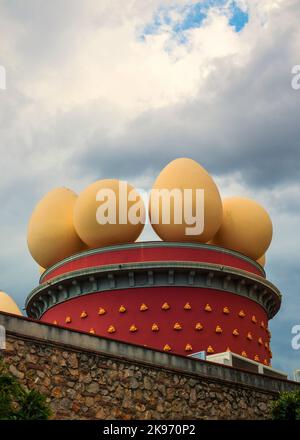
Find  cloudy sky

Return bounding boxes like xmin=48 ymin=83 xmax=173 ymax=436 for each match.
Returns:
xmin=0 ymin=0 xmax=299 ymax=376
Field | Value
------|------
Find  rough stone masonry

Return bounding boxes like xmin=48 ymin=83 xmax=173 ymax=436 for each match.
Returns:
xmin=1 ymin=312 xmax=299 ymax=420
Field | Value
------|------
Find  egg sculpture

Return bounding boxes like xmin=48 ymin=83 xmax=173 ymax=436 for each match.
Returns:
xmin=257 ymin=254 xmax=266 ymax=267
xmin=149 ymin=158 xmax=223 ymax=243
xmin=0 ymin=291 xmax=22 ymax=316
xmin=27 ymin=188 xmax=86 ymax=268
xmin=212 ymin=197 xmax=273 ymax=261
xmin=73 ymin=179 xmax=146 ymax=248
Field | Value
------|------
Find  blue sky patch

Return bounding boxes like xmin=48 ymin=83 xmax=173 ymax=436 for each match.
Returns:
xmin=140 ymin=1 xmax=249 ymax=42
xmin=229 ymin=2 xmax=249 ymax=32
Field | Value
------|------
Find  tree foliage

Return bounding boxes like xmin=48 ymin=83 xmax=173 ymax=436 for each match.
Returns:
xmin=0 ymin=359 xmax=51 ymax=420
xmin=271 ymin=390 xmax=300 ymax=420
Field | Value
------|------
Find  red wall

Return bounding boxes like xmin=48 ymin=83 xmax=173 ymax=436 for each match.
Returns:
xmin=42 ymin=246 xmax=263 ymax=283
xmin=41 ymin=287 xmax=271 ymax=365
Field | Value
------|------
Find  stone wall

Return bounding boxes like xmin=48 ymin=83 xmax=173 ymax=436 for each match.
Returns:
xmin=1 ymin=312 xmax=299 ymax=420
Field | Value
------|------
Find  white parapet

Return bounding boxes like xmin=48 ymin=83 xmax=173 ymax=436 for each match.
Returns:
xmin=189 ymin=351 xmax=288 ymax=379
xmin=293 ymin=369 xmax=300 ymax=382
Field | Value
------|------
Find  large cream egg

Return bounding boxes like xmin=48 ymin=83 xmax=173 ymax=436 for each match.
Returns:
xmin=73 ymin=179 xmax=145 ymax=248
xmin=212 ymin=197 xmax=273 ymax=260
xmin=27 ymin=188 xmax=86 ymax=268
xmin=0 ymin=291 xmax=22 ymax=316
xmin=257 ymin=254 xmax=266 ymax=267
xmin=149 ymin=158 xmax=222 ymax=243
xmin=38 ymin=265 xmax=46 ymax=275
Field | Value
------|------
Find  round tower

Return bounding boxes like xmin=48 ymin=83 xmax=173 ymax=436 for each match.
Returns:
xmin=26 ymin=242 xmax=280 ymax=366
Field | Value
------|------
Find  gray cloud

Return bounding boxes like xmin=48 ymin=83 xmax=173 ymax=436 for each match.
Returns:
xmin=75 ymin=38 xmax=300 ymax=188
xmin=0 ymin=0 xmax=299 ymax=376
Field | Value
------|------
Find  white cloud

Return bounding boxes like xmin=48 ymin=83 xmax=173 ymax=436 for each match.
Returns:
xmin=0 ymin=0 xmax=299 ymax=374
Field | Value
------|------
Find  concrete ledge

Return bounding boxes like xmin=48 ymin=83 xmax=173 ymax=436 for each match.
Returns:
xmin=26 ymin=260 xmax=281 ymax=320
xmin=0 ymin=311 xmax=299 ymax=394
